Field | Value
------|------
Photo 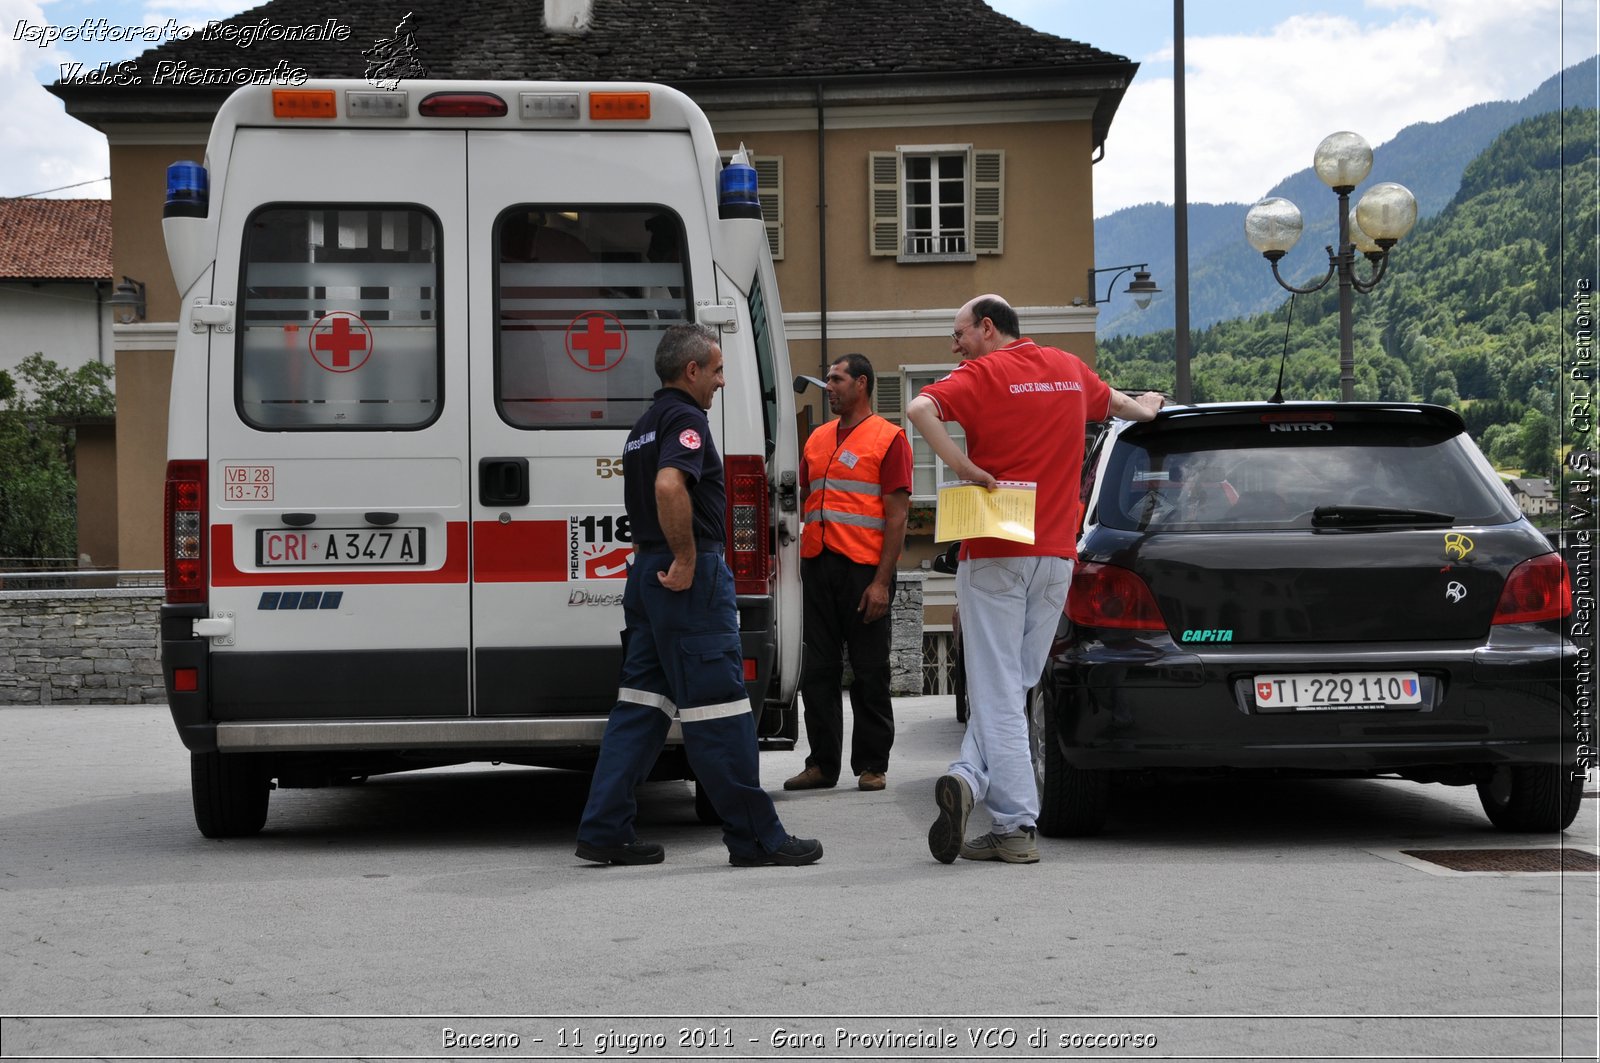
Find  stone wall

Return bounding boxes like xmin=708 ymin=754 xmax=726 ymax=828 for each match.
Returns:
xmin=888 ymin=570 xmax=926 ymax=696
xmin=0 ymin=576 xmax=928 ymax=705
xmin=0 ymin=589 xmax=166 ymax=705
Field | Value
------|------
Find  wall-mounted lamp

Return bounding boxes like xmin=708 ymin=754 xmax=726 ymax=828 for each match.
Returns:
xmin=108 ymin=276 xmax=146 ymax=322
xmin=1086 ymin=263 xmax=1160 ymax=309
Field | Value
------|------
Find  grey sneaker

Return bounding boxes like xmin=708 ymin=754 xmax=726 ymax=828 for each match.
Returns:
xmin=958 ymin=828 xmax=1039 ymax=864
xmin=928 ymin=774 xmax=974 ymax=864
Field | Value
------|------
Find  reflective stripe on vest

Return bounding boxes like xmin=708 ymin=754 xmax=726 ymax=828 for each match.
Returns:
xmin=801 ymin=414 xmax=903 ymax=565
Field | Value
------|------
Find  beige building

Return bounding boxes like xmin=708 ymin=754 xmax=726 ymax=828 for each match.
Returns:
xmin=50 ymin=0 xmax=1137 ymax=575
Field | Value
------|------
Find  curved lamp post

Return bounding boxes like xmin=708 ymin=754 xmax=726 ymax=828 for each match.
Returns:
xmin=1244 ymin=132 xmax=1417 ymax=401
xmin=1086 ymin=263 xmax=1161 ymax=309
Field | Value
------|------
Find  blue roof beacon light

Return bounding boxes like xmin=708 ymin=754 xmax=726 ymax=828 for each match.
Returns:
xmin=164 ymin=161 xmax=209 ymax=219
xmin=718 ymin=145 xmax=761 ymax=220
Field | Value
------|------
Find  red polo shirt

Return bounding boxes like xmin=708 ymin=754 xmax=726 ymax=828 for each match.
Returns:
xmin=919 ymin=339 xmax=1111 ymax=560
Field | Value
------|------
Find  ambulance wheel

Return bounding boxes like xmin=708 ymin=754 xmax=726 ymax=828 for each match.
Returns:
xmin=693 ymin=780 xmax=720 ymax=825
xmin=191 ymin=751 xmax=270 ymax=838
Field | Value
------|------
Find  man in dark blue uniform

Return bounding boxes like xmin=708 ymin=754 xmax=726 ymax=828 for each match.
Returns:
xmin=576 ymin=323 xmax=823 ymax=867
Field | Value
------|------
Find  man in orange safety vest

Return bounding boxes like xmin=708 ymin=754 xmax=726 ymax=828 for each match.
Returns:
xmin=785 ymin=353 xmax=912 ymax=793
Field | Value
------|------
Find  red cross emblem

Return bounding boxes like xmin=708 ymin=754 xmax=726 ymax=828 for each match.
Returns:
xmin=565 ymin=311 xmax=627 ymax=372
xmin=308 ymin=312 xmax=373 ymax=373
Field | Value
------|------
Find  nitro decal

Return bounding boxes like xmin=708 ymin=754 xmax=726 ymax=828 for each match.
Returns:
xmin=1446 ymin=581 xmax=1468 ymax=603
xmin=568 ymin=513 xmax=633 ymax=581
xmin=1444 ymin=533 xmax=1475 ymax=562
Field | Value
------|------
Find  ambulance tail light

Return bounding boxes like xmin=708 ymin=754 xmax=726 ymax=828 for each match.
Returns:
xmin=418 ymin=92 xmax=508 ymax=118
xmin=165 ymin=461 xmax=207 ymax=605
xmin=725 ymin=455 xmax=770 ymax=595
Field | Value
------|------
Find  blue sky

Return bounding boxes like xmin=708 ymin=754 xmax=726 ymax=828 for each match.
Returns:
xmin=3 ymin=0 xmax=1597 ymax=214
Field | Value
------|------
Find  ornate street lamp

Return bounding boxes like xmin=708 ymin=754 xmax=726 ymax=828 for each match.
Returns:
xmin=1244 ymin=132 xmax=1417 ymax=401
xmin=1086 ymin=263 xmax=1161 ymax=309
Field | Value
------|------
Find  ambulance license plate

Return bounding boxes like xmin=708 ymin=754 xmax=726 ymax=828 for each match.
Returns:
xmin=257 ymin=527 xmax=425 ymax=567
xmin=1253 ymin=672 xmax=1422 ymax=711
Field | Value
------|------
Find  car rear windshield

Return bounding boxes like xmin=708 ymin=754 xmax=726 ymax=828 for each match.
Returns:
xmin=1097 ymin=414 xmax=1522 ymax=532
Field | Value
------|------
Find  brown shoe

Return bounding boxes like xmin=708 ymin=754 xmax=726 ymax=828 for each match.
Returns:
xmin=858 ymin=771 xmax=887 ymax=792
xmin=783 ymin=765 xmax=836 ymax=791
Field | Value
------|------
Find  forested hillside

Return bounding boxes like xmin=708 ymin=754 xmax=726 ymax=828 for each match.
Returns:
xmin=1097 ymin=108 xmax=1598 ymax=480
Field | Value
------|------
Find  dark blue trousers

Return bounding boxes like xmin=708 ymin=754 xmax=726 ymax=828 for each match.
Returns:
xmin=577 ymin=550 xmax=788 ymax=859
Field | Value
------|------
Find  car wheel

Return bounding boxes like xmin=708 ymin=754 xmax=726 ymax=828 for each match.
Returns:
xmin=190 ymin=751 xmax=270 ymax=838
xmin=1476 ymin=763 xmax=1584 ymax=832
xmin=693 ymin=779 xmax=721 ymax=825
xmin=953 ymin=643 xmax=968 ymax=724
xmin=1029 ymin=679 xmax=1110 ymax=837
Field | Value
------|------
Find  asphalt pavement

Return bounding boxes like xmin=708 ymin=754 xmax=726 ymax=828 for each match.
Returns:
xmin=1 ymin=697 xmax=1597 ymax=1061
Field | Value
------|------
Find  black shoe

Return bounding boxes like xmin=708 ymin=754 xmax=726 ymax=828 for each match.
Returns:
xmin=928 ymin=773 xmax=973 ymax=864
xmin=729 ymin=835 xmax=823 ymax=867
xmin=575 ymin=839 xmax=664 ymax=865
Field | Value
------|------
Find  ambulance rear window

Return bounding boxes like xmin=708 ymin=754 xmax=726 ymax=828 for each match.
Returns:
xmin=495 ymin=206 xmax=691 ymax=429
xmin=237 ymin=205 xmax=441 ymax=430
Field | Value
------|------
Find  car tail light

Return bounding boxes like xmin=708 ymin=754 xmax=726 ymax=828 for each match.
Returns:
xmin=165 ymin=460 xmax=207 ymax=605
xmin=1492 ymin=553 xmax=1572 ymax=624
xmin=1068 ymin=562 xmax=1166 ymax=630
xmin=724 ymin=455 xmax=770 ymax=595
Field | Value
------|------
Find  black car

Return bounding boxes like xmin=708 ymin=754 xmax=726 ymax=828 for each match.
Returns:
xmin=1002 ymin=401 xmax=1584 ymax=836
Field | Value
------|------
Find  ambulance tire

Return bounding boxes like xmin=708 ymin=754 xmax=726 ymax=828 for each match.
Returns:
xmin=693 ymin=779 xmax=721 ymax=825
xmin=191 ymin=751 xmax=270 ymax=838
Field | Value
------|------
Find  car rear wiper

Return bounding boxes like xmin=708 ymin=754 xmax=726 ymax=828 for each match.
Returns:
xmin=1312 ymin=505 xmax=1455 ymax=527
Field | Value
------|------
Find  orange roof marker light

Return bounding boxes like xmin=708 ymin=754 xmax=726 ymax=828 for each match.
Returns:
xmin=272 ymin=89 xmax=337 ymax=119
xmin=590 ymin=91 xmax=651 ymax=121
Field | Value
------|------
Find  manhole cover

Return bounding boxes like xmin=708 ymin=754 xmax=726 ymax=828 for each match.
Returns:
xmin=1399 ymin=848 xmax=1600 ymax=873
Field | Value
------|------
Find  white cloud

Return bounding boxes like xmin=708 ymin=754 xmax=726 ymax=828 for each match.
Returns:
xmin=0 ymin=0 xmax=111 ymax=198
xmin=1096 ymin=0 xmax=1584 ymax=214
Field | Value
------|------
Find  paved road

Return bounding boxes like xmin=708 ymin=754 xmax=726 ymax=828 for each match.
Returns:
xmin=1 ymin=698 xmax=1596 ymax=1061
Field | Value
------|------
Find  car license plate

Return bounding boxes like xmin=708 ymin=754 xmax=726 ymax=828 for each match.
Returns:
xmin=1254 ymin=672 xmax=1422 ymax=711
xmin=257 ymin=527 xmax=425 ymax=567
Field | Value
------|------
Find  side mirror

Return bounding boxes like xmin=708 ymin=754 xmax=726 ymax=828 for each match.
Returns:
xmin=793 ymin=375 xmax=825 ymax=394
xmin=930 ymin=542 xmax=960 ymax=574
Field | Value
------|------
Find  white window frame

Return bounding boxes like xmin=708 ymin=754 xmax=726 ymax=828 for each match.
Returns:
xmin=902 ymin=365 xmax=966 ymax=501
xmin=870 ymin=146 xmax=1004 ymax=263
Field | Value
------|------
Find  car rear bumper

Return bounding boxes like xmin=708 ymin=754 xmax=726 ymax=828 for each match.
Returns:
xmin=1052 ymin=629 xmax=1584 ymax=772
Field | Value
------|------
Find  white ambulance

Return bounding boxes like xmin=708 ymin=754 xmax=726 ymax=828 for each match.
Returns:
xmin=159 ymin=80 xmax=803 ymax=837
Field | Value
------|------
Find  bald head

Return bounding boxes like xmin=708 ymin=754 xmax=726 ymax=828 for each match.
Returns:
xmin=951 ymin=294 xmax=1020 ymax=359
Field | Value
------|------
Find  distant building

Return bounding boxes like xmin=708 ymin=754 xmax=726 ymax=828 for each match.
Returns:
xmin=0 ymin=198 xmax=114 ymax=380
xmin=1507 ymin=477 xmax=1560 ymax=518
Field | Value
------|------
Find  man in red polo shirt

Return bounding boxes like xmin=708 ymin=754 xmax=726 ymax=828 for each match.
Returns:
xmin=907 ymin=295 xmax=1163 ymax=864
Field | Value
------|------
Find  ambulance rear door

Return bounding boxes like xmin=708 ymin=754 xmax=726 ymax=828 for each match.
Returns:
xmin=204 ymin=126 xmax=471 ymax=720
xmin=466 ymin=128 xmax=710 ymax=715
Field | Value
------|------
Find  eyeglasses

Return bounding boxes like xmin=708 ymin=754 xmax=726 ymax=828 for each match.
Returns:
xmin=951 ymin=323 xmax=976 ymax=342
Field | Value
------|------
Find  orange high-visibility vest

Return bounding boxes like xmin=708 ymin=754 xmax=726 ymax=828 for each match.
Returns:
xmin=801 ymin=414 xmax=904 ymax=565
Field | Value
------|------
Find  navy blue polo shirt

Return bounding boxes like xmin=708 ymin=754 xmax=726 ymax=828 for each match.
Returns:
xmin=623 ymin=386 xmax=725 ymax=550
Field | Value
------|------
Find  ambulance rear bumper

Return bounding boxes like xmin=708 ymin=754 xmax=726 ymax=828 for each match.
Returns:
xmin=215 ymin=716 xmax=679 ymax=752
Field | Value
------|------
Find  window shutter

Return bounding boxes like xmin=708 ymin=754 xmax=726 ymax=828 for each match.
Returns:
xmin=875 ymin=374 xmax=904 ymax=422
xmin=754 ymin=156 xmax=784 ymax=260
xmin=971 ymin=149 xmax=1004 ymax=255
xmin=869 ymin=151 xmax=900 ymax=256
